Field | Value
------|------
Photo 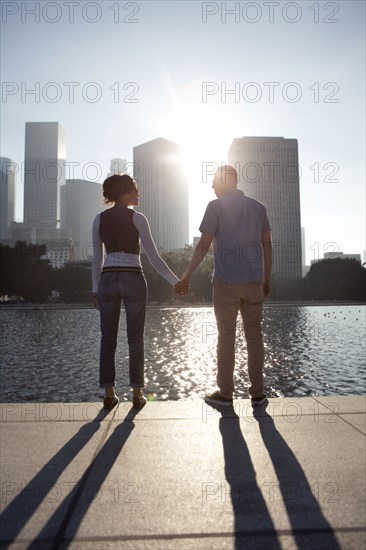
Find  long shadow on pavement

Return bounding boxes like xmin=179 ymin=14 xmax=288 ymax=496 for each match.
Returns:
xmin=28 ymin=406 xmax=139 ymax=549
xmin=253 ymin=403 xmax=341 ymax=549
xmin=0 ymin=405 xmax=139 ymax=549
xmin=216 ymin=404 xmax=281 ymax=550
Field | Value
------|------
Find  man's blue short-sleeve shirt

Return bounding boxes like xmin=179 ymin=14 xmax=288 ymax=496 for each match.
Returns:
xmin=199 ymin=189 xmax=271 ymax=284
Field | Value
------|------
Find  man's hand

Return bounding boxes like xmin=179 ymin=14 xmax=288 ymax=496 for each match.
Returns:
xmin=263 ymin=281 xmax=271 ymax=296
xmin=175 ymin=279 xmax=190 ymax=296
xmin=92 ymin=295 xmax=100 ymax=310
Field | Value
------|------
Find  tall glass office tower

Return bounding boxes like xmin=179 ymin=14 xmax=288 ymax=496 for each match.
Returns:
xmin=0 ymin=157 xmax=16 ymax=241
xmin=23 ymin=122 xmax=66 ymax=233
xmin=228 ymin=136 xmax=302 ymax=279
xmin=133 ymin=138 xmax=189 ymax=251
xmin=61 ymin=179 xmax=104 ymax=261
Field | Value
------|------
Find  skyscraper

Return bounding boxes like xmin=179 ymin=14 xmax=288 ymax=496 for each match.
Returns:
xmin=228 ymin=136 xmax=302 ymax=279
xmin=61 ymin=179 xmax=105 ymax=260
xmin=0 ymin=157 xmax=16 ymax=241
xmin=107 ymin=158 xmax=128 ymax=177
xmin=133 ymin=138 xmax=189 ymax=251
xmin=23 ymin=122 xmax=66 ymax=234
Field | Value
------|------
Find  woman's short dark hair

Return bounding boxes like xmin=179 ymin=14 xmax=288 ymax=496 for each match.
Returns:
xmin=103 ymin=174 xmax=137 ymax=205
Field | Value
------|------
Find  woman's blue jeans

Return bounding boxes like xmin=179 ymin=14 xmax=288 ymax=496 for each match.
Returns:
xmin=97 ymin=271 xmax=147 ymax=389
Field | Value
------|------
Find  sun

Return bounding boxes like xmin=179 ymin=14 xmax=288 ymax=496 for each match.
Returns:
xmin=159 ymin=78 xmax=239 ymax=172
xmin=170 ymin=103 xmax=239 ymax=235
xmin=168 ymin=104 xmax=234 ymax=174
xmin=158 ymin=78 xmax=243 ymax=239
xmin=167 ymin=108 xmax=224 ymax=233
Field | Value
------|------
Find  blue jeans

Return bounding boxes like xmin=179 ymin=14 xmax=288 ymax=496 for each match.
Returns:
xmin=97 ymin=271 xmax=147 ymax=389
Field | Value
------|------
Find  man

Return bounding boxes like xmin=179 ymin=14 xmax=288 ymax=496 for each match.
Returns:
xmin=176 ymin=165 xmax=272 ymax=407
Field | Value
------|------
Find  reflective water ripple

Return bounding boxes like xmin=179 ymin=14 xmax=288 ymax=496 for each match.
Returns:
xmin=0 ymin=306 xmax=365 ymax=402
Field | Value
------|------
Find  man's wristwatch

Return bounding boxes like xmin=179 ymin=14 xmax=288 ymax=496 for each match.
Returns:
xmin=92 ymin=293 xmax=97 ymax=298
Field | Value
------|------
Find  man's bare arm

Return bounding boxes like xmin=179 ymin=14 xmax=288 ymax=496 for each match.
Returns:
xmin=181 ymin=232 xmax=214 ymax=281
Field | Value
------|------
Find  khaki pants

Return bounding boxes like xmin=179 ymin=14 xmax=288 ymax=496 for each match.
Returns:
xmin=213 ymin=280 xmax=265 ymax=399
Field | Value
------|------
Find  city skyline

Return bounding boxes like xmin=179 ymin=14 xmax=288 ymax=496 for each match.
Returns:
xmin=3 ymin=124 xmax=310 ymax=281
xmin=1 ymin=1 xmax=364 ymax=265
xmin=1 ymin=123 xmax=364 ymax=265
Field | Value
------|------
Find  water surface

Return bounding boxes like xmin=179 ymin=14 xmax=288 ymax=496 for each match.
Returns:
xmin=1 ymin=305 xmax=365 ymax=402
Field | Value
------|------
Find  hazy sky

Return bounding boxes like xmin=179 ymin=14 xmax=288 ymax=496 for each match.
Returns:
xmin=1 ymin=0 xmax=365 ymax=263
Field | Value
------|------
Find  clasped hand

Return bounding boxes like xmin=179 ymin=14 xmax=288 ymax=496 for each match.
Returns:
xmin=174 ymin=279 xmax=190 ymax=296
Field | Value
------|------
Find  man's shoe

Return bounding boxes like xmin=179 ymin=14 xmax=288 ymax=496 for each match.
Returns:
xmin=133 ymin=394 xmax=147 ymax=410
xmin=205 ymin=390 xmax=233 ymax=407
xmin=251 ymin=394 xmax=268 ymax=406
xmin=103 ymin=395 xmax=119 ymax=410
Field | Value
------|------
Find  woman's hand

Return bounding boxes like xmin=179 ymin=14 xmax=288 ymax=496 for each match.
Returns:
xmin=174 ymin=279 xmax=190 ymax=296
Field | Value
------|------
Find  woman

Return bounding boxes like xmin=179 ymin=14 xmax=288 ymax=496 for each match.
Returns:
xmin=92 ymin=174 xmax=187 ymax=410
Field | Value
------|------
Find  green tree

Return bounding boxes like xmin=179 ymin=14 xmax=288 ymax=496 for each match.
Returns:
xmin=304 ymin=258 xmax=365 ymax=300
xmin=56 ymin=264 xmax=92 ymax=303
xmin=270 ymin=276 xmax=303 ymax=300
xmin=0 ymin=241 xmax=53 ymax=302
xmin=335 ymin=268 xmax=366 ymax=301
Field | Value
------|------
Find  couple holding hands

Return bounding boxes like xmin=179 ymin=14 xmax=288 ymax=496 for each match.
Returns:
xmin=92 ymin=165 xmax=272 ymax=410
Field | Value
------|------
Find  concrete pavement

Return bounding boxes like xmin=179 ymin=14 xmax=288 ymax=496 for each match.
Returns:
xmin=0 ymin=396 xmax=365 ymax=549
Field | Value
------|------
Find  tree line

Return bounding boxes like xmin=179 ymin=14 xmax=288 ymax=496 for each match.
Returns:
xmin=0 ymin=241 xmax=365 ymax=303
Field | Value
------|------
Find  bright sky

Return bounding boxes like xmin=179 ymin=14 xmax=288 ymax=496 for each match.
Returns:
xmin=1 ymin=0 xmax=365 ymax=264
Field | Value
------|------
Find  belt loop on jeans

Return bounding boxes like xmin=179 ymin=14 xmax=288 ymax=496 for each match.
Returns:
xmin=101 ymin=267 xmax=142 ymax=274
